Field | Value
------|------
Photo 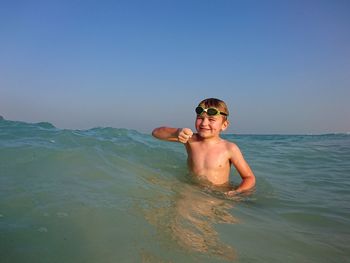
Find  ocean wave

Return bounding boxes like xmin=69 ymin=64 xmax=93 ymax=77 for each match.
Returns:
xmin=1 ymin=119 xmax=350 ymax=262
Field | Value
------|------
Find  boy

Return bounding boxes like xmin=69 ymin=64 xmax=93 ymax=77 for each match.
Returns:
xmin=152 ymin=98 xmax=255 ymax=195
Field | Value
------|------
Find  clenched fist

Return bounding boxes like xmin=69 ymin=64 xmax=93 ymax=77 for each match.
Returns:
xmin=177 ymin=128 xmax=193 ymax=143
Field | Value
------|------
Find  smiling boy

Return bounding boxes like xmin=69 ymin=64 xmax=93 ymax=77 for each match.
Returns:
xmin=152 ymin=98 xmax=255 ymax=195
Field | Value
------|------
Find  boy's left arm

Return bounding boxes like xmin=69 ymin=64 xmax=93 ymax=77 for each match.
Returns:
xmin=228 ymin=144 xmax=256 ymax=194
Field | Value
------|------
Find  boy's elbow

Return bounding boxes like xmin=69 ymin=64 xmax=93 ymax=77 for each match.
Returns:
xmin=244 ymin=174 xmax=256 ymax=190
xmin=249 ymin=172 xmax=256 ymax=186
xmin=251 ymin=175 xmax=256 ymax=187
xmin=152 ymin=127 xmax=163 ymax=139
xmin=151 ymin=128 xmax=158 ymax=138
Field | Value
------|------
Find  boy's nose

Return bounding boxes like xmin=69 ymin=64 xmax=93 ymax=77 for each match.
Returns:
xmin=201 ymin=117 xmax=210 ymax=125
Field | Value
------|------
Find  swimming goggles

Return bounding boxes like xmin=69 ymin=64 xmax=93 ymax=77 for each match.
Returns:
xmin=195 ymin=106 xmax=228 ymax=116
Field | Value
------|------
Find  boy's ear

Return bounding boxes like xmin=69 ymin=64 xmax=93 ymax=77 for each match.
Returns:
xmin=221 ymin=120 xmax=229 ymax=131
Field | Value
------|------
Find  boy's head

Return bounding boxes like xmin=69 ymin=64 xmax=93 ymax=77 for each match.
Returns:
xmin=196 ymin=98 xmax=229 ymax=121
xmin=194 ymin=98 xmax=230 ymax=138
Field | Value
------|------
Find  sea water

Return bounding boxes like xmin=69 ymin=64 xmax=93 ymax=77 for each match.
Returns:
xmin=1 ymin=119 xmax=349 ymax=263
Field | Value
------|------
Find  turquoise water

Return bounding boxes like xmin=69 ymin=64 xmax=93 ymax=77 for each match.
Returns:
xmin=1 ymin=119 xmax=349 ymax=263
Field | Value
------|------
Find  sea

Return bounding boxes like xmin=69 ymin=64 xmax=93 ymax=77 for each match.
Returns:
xmin=1 ymin=119 xmax=349 ymax=263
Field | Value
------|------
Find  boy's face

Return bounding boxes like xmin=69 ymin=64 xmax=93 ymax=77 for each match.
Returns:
xmin=195 ymin=113 xmax=228 ymax=139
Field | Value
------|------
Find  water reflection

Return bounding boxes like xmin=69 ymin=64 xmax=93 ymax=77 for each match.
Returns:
xmin=171 ymin=184 xmax=237 ymax=260
xmin=141 ymin=178 xmax=238 ymax=261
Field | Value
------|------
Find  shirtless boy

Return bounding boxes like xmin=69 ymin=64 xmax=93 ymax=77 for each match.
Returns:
xmin=152 ymin=98 xmax=255 ymax=195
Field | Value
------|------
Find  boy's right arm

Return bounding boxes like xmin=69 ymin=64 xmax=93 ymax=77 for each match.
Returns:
xmin=152 ymin=127 xmax=193 ymax=143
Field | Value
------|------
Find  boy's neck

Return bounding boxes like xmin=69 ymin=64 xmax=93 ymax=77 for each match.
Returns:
xmin=197 ymin=134 xmax=222 ymax=143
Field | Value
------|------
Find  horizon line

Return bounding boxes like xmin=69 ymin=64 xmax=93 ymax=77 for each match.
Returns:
xmin=1 ymin=117 xmax=349 ymax=136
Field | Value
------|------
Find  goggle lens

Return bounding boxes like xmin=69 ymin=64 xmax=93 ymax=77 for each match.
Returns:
xmin=207 ymin=108 xmax=219 ymax=115
xmin=195 ymin=106 xmax=204 ymax=115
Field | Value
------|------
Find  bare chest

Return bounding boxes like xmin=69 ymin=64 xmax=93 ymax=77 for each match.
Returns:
xmin=187 ymin=143 xmax=231 ymax=173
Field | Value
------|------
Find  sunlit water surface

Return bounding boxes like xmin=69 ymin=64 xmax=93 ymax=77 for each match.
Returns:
xmin=1 ymin=120 xmax=349 ymax=262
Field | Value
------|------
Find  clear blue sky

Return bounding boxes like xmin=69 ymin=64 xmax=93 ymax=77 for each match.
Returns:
xmin=1 ymin=0 xmax=349 ymax=134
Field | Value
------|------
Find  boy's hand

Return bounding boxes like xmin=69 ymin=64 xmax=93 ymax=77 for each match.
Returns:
xmin=177 ymin=128 xmax=193 ymax=143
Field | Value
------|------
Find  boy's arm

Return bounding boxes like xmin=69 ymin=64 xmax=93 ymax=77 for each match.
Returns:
xmin=152 ymin=127 xmax=193 ymax=143
xmin=229 ymin=144 xmax=256 ymax=194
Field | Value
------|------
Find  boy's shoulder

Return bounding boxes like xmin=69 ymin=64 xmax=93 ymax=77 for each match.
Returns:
xmin=219 ymin=138 xmax=243 ymax=156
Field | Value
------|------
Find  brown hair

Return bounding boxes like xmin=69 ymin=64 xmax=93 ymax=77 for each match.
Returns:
xmin=198 ymin=98 xmax=229 ymax=119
